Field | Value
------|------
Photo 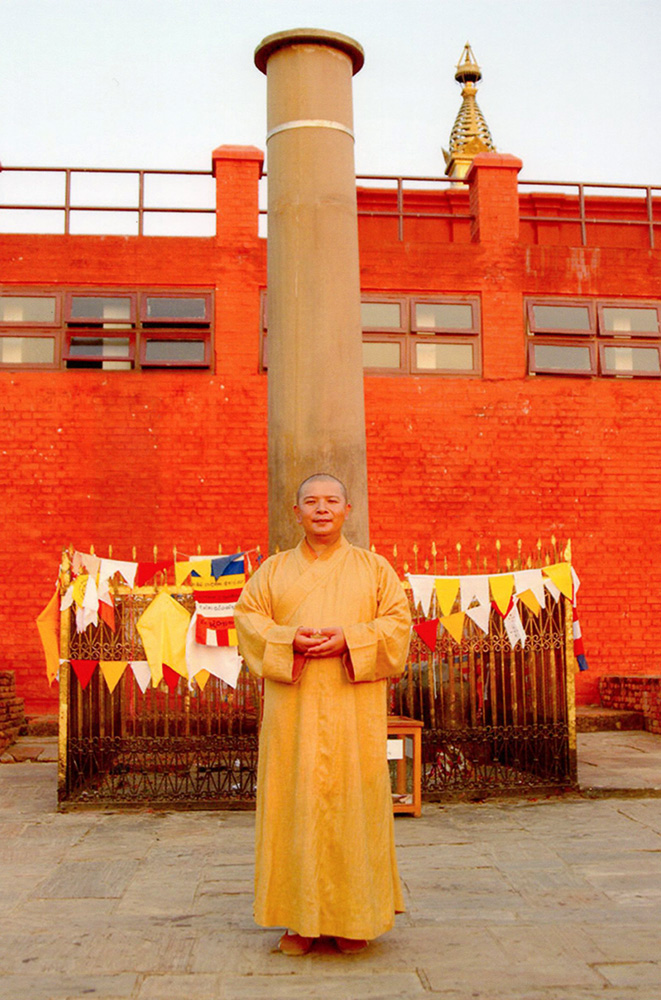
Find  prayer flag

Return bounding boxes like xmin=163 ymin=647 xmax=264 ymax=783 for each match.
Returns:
xmin=413 ymin=618 xmax=439 ymax=652
xmin=434 ymin=578 xmax=460 ymax=617
xmin=99 ymin=661 xmax=128 ymax=694
xmin=36 ymin=589 xmax=60 ymax=685
xmin=440 ymin=611 xmax=465 ymax=645
xmin=489 ymin=574 xmax=514 ymax=617
xmin=406 ymin=575 xmax=436 ymax=616
xmin=543 ymin=562 xmax=573 ymax=600
xmin=129 ymin=661 xmax=151 ymax=693
xmin=136 ymin=560 xmax=173 ymax=587
xmin=70 ymin=659 xmax=98 ymax=690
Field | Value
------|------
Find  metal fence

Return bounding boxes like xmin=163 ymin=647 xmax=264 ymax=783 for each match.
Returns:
xmin=58 ymin=541 xmax=577 ymax=808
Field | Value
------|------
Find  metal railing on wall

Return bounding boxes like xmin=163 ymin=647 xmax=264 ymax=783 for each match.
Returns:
xmin=519 ymin=179 xmax=661 ymax=249
xmin=2 ymin=163 xmax=659 ymax=247
xmin=0 ymin=166 xmax=215 ymax=236
xmin=57 ymin=538 xmax=577 ymax=808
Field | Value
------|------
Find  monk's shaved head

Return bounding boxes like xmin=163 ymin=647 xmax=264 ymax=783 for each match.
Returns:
xmin=296 ymin=473 xmax=348 ymax=504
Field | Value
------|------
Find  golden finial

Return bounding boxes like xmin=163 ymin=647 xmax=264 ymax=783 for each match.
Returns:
xmin=443 ymin=42 xmax=496 ymax=180
xmin=564 ymin=538 xmax=572 ymax=562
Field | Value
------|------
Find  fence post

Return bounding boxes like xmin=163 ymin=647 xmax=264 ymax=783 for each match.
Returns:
xmin=57 ymin=549 xmax=71 ymax=805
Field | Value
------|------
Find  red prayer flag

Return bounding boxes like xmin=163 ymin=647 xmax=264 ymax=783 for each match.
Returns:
xmin=162 ymin=663 xmax=181 ymax=691
xmin=70 ymin=659 xmax=98 ymax=690
xmin=136 ymin=561 xmax=173 ymax=587
xmin=99 ymin=599 xmax=116 ymax=632
xmin=413 ymin=618 xmax=439 ymax=652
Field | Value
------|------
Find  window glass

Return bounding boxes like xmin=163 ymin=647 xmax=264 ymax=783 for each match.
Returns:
xmin=0 ymin=296 xmax=56 ymax=323
xmin=416 ymin=342 xmax=474 ymax=371
xmin=602 ymin=307 xmax=658 ymax=334
xmin=70 ymin=296 xmax=131 ymax=321
xmin=603 ymin=346 xmax=660 ymax=373
xmin=144 ymin=339 xmax=206 ymax=363
xmin=415 ymin=302 xmax=473 ymax=330
xmin=68 ymin=336 xmax=131 ymax=359
xmin=531 ymin=304 xmax=592 ymax=331
xmin=360 ymin=301 xmax=402 ymax=329
xmin=145 ymin=297 xmax=208 ymax=320
xmin=362 ymin=341 xmax=400 ymax=368
xmin=532 ymin=344 xmax=592 ymax=372
xmin=0 ymin=336 xmax=55 ymax=364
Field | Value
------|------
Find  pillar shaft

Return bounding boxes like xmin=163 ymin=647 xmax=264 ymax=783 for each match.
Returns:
xmin=255 ymin=29 xmax=368 ymax=551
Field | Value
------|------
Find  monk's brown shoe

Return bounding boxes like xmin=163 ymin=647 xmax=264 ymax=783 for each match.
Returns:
xmin=278 ymin=932 xmax=315 ymax=956
xmin=335 ymin=937 xmax=369 ymax=954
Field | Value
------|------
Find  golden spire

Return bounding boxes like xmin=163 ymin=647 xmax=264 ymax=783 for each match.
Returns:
xmin=443 ymin=43 xmax=495 ymax=180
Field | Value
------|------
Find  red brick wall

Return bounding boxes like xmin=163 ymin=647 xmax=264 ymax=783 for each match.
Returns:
xmin=600 ymin=677 xmax=661 ymax=734
xmin=2 ymin=149 xmax=661 ymax=713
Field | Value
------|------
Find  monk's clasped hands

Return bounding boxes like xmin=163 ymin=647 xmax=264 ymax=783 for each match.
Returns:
xmin=293 ymin=626 xmax=348 ymax=657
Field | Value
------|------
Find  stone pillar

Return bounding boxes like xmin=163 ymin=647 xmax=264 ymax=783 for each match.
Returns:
xmin=254 ymin=29 xmax=369 ymax=551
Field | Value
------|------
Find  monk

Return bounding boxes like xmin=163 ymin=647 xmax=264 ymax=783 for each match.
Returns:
xmin=234 ymin=474 xmax=412 ymax=956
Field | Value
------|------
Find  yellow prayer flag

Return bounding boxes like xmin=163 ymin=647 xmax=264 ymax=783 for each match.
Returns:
xmin=517 ymin=589 xmax=542 ymax=616
xmin=195 ymin=669 xmax=211 ymax=691
xmin=227 ymin=628 xmax=238 ymax=646
xmin=489 ymin=574 xmax=514 ymax=616
xmin=434 ymin=578 xmax=460 ymax=617
xmin=72 ymin=574 xmax=89 ymax=608
xmin=175 ymin=561 xmax=196 ymax=587
xmin=99 ymin=661 xmax=128 ymax=694
xmin=440 ymin=611 xmax=466 ymax=645
xmin=543 ymin=562 xmax=573 ymax=600
xmin=136 ymin=592 xmax=191 ymax=685
xmin=36 ymin=590 xmax=60 ymax=685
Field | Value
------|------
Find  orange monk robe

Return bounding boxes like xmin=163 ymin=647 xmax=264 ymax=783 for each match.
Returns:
xmin=234 ymin=536 xmax=412 ymax=941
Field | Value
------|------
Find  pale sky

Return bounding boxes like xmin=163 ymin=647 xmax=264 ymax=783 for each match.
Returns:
xmin=1 ymin=0 xmax=659 ymax=184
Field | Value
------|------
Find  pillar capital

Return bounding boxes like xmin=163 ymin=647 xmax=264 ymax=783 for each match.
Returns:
xmin=211 ymin=145 xmax=264 ymax=178
xmin=255 ymin=28 xmax=364 ymax=75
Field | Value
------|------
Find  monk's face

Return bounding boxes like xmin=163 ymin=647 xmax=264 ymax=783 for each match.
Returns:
xmin=294 ymin=479 xmax=351 ymax=545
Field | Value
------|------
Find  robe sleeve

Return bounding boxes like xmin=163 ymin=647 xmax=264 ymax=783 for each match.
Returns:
xmin=342 ymin=557 xmax=412 ymax=683
xmin=233 ymin=560 xmax=300 ymax=684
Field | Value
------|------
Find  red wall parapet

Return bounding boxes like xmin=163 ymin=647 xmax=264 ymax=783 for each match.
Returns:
xmin=467 ymin=152 xmax=523 ymax=243
xmin=212 ymin=144 xmax=264 ymax=243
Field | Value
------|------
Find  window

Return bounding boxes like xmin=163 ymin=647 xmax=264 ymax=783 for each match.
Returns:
xmin=526 ymin=298 xmax=661 ymax=378
xmin=261 ymin=293 xmax=481 ymax=376
xmin=0 ymin=289 xmax=213 ymax=370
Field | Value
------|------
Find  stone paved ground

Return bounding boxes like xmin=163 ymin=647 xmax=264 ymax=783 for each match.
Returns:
xmin=1 ymin=757 xmax=661 ymax=1000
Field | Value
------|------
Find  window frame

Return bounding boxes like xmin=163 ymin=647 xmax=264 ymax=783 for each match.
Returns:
xmin=527 ymin=338 xmax=597 ymax=376
xmin=412 ymin=296 xmax=480 ymax=336
xmin=597 ymin=301 xmax=661 ymax=338
xmin=411 ymin=335 xmax=482 ymax=376
xmin=260 ymin=291 xmax=482 ymax=377
xmin=140 ymin=292 xmax=213 ymax=325
xmin=361 ymin=332 xmax=407 ymax=374
xmin=139 ymin=329 xmax=212 ymax=369
xmin=526 ymin=296 xmax=661 ymax=379
xmin=0 ymin=331 xmax=61 ymax=369
xmin=0 ymin=287 xmax=214 ymax=371
xmin=598 ymin=340 xmax=661 ymax=377
xmin=63 ymin=328 xmax=136 ymax=368
xmin=65 ymin=291 xmax=137 ymax=326
xmin=526 ymin=298 xmax=596 ymax=337
xmin=360 ymin=296 xmax=408 ymax=333
xmin=0 ymin=291 xmax=61 ymax=327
